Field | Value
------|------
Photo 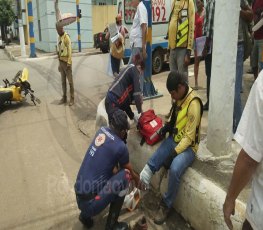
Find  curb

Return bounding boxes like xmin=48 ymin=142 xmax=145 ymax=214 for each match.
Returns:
xmin=95 ymin=99 xmax=246 ymax=230
xmin=4 ymin=47 xmax=102 ymax=62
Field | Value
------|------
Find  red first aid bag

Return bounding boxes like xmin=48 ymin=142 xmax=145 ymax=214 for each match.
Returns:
xmin=138 ymin=109 xmax=163 ymax=145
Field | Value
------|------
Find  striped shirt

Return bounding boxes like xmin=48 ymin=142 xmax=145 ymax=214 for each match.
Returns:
xmin=203 ymin=0 xmax=215 ymax=39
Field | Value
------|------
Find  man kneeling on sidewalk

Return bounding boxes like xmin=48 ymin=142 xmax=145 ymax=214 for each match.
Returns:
xmin=140 ymin=71 xmax=203 ymax=225
xmin=75 ymin=109 xmax=142 ymax=230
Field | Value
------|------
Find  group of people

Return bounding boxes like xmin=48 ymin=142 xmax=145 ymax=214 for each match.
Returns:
xmin=53 ymin=0 xmax=263 ymax=229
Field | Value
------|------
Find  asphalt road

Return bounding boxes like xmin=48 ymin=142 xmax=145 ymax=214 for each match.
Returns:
xmin=0 ymin=49 xmax=193 ymax=230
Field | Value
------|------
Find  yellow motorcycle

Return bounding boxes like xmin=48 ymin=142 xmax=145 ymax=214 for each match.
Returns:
xmin=0 ymin=68 xmax=40 ymax=107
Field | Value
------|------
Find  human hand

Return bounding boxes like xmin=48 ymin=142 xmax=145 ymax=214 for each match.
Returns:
xmin=223 ymin=196 xmax=235 ymax=230
xmin=159 ymin=123 xmax=172 ymax=137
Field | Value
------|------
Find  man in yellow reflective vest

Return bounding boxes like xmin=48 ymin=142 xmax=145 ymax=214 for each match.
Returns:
xmin=56 ymin=24 xmax=74 ymax=106
xmin=168 ymin=0 xmax=195 ymax=81
xmin=140 ymin=71 xmax=203 ymax=225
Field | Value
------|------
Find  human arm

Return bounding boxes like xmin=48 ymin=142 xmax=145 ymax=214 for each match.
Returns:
xmin=105 ymin=31 xmax=110 ymax=40
xmin=65 ymin=35 xmax=72 ymax=66
xmin=141 ymin=23 xmax=147 ymax=59
xmin=240 ymin=3 xmax=253 ymax=23
xmin=223 ymin=149 xmax=259 ymax=230
xmin=139 ymin=3 xmax=148 ymax=59
xmin=122 ymin=162 xmax=141 ymax=189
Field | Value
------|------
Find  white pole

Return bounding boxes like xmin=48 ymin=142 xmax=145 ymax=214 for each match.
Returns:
xmin=18 ymin=19 xmax=26 ymax=57
xmin=206 ymin=0 xmax=240 ymax=156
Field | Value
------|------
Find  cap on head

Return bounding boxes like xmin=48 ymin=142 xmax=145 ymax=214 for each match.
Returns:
xmin=166 ymin=71 xmax=188 ymax=92
xmin=110 ymin=109 xmax=130 ymax=131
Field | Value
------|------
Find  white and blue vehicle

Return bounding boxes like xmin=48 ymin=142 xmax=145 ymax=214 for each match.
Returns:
xmin=117 ymin=0 xmax=172 ymax=74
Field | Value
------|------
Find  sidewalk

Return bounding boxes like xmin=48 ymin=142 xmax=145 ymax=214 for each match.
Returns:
xmin=4 ymin=43 xmax=101 ymax=61
xmin=95 ymin=60 xmax=255 ymax=230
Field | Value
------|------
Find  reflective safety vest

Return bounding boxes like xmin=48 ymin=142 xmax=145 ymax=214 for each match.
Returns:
xmin=174 ymin=91 xmax=203 ymax=144
xmin=176 ymin=0 xmax=189 ymax=48
xmin=58 ymin=33 xmax=69 ymax=58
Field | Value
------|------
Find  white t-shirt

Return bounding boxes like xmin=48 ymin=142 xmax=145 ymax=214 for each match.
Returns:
xmin=234 ymin=71 xmax=263 ymax=230
xmin=129 ymin=1 xmax=148 ymax=48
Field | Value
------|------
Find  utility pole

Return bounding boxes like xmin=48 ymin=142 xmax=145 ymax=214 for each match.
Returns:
xmin=142 ymin=0 xmax=161 ymax=99
xmin=19 ymin=0 xmax=26 ymax=57
xmin=76 ymin=0 xmax=81 ymax=52
xmin=206 ymin=0 xmax=240 ymax=156
xmin=27 ymin=0 xmax=36 ymax=58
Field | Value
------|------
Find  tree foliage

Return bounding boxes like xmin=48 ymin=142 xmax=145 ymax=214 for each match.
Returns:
xmin=0 ymin=0 xmax=15 ymax=27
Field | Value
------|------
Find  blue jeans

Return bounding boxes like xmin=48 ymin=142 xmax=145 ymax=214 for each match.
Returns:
xmin=147 ymin=136 xmax=195 ymax=208
xmin=233 ymin=44 xmax=244 ymax=133
xmin=128 ymin=46 xmax=144 ymax=91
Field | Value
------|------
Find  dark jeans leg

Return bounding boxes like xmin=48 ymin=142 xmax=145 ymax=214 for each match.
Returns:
xmin=242 ymin=219 xmax=253 ymax=230
xmin=105 ymin=97 xmax=118 ymax=123
xmin=205 ymin=53 xmax=212 ymax=102
xmin=111 ymin=55 xmax=121 ymax=75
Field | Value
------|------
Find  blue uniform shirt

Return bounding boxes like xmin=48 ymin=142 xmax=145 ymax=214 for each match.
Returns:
xmin=75 ymin=126 xmax=129 ymax=194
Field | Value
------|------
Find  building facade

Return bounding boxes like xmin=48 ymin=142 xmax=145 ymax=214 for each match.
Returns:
xmin=30 ymin=0 xmax=92 ymax=52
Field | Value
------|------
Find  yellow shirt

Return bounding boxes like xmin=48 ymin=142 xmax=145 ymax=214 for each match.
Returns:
xmin=168 ymin=0 xmax=195 ymax=50
xmin=174 ymin=89 xmax=202 ymax=154
xmin=58 ymin=32 xmax=72 ymax=65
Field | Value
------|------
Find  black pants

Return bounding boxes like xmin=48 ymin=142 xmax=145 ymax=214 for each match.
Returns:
xmin=242 ymin=219 xmax=253 ymax=230
xmin=204 ymin=53 xmax=212 ymax=102
xmin=105 ymin=96 xmax=134 ymax=122
xmin=111 ymin=55 xmax=121 ymax=75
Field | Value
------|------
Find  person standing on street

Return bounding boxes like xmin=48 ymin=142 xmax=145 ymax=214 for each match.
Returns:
xmin=168 ymin=0 xmax=195 ymax=80
xmin=233 ymin=0 xmax=253 ymax=134
xmin=202 ymin=0 xmax=215 ymax=111
xmin=56 ymin=24 xmax=74 ymax=106
xmin=223 ymin=70 xmax=263 ymax=230
xmin=128 ymin=0 xmax=148 ymax=91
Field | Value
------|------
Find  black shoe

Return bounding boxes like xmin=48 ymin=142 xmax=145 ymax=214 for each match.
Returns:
xmin=79 ymin=214 xmax=94 ymax=228
xmin=203 ymin=103 xmax=209 ymax=111
xmin=112 ymin=222 xmax=129 ymax=230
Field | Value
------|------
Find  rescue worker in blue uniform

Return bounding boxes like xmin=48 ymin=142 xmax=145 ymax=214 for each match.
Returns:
xmin=105 ymin=53 xmax=144 ymax=123
xmin=75 ymin=109 xmax=141 ymax=230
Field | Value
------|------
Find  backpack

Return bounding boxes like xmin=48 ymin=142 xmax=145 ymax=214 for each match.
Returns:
xmin=138 ymin=109 xmax=163 ymax=145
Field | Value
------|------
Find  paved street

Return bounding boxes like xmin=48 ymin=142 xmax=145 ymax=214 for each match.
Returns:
xmin=0 ymin=49 xmax=196 ymax=230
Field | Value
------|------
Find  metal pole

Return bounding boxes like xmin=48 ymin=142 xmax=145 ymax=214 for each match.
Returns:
xmin=142 ymin=0 xmax=161 ymax=99
xmin=76 ymin=0 xmax=81 ymax=52
xmin=27 ymin=0 xmax=36 ymax=58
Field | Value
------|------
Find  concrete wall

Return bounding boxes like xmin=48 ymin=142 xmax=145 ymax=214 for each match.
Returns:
xmin=92 ymin=5 xmax=116 ymax=35
xmin=32 ymin=0 xmax=92 ymax=52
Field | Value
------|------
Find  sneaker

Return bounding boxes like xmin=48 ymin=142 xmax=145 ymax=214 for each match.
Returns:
xmin=58 ymin=97 xmax=67 ymax=105
xmin=79 ymin=214 xmax=94 ymax=228
xmin=153 ymin=200 xmax=170 ymax=225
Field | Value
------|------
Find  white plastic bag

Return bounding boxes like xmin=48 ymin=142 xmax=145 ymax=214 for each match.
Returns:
xmin=107 ymin=53 xmax=113 ymax=77
xmin=124 ymin=188 xmax=141 ymax=211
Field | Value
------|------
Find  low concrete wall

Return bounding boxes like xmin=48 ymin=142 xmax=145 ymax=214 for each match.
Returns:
xmin=96 ymin=98 xmax=246 ymax=230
